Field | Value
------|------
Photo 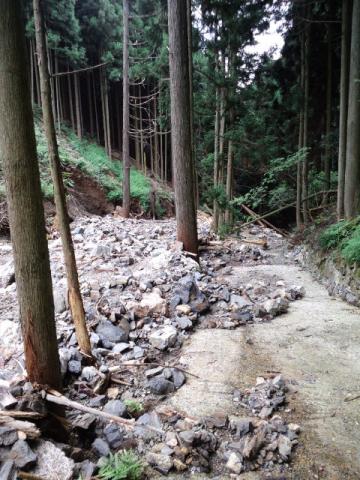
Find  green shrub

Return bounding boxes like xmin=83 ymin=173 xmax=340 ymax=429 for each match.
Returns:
xmin=319 ymin=219 xmax=359 ymax=250
xmin=341 ymin=226 xmax=360 ymax=264
xmin=124 ymin=399 xmax=143 ymax=414
xmin=99 ymin=451 xmax=143 ymax=480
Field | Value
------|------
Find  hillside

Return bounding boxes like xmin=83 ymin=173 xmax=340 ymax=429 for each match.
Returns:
xmin=0 ymin=112 xmax=173 ymax=234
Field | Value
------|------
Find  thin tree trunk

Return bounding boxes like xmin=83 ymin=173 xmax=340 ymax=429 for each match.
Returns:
xmin=153 ymin=93 xmax=159 ymax=176
xmin=164 ymin=131 xmax=168 ymax=182
xmin=67 ymin=64 xmax=75 ymax=131
xmin=217 ymin=63 xmax=226 ymax=229
xmin=34 ymin=41 xmax=41 ymax=106
xmin=74 ymin=72 xmax=82 ymax=139
xmin=55 ymin=56 xmax=61 ymax=134
xmin=100 ymin=68 xmax=108 ymax=153
xmin=0 ymin=0 xmax=62 ymax=388
xmin=30 ymin=39 xmax=35 ymax=105
xmin=324 ymin=24 xmax=333 ymax=201
xmin=213 ymin=84 xmax=220 ymax=231
xmin=87 ymin=72 xmax=94 ymax=138
xmin=33 ymin=0 xmax=92 ymax=357
xmin=93 ymin=70 xmax=100 ymax=143
xmin=296 ymin=29 xmax=305 ymax=229
xmin=344 ymin=0 xmax=360 ymax=218
xmin=302 ymin=16 xmax=310 ymax=225
xmin=122 ymin=0 xmax=131 ymax=217
xmin=337 ymin=0 xmax=352 ymax=219
xmin=104 ymin=73 xmax=111 ymax=158
xmin=168 ymin=0 xmax=198 ymax=255
xmin=139 ymin=85 xmax=144 ymax=172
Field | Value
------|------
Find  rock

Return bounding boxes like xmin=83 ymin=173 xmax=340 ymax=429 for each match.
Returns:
xmin=145 ymin=366 xmax=164 ymax=378
xmin=179 ymin=430 xmax=195 ymax=446
xmin=230 ymin=294 xmax=252 ymax=309
xmin=176 ymin=316 xmax=193 ymax=330
xmin=81 ymin=366 xmax=98 ymax=383
xmin=96 ymin=319 xmax=129 ymax=343
xmin=346 ymin=292 xmax=358 ymax=306
xmin=10 ymin=439 xmax=37 ymax=469
xmin=226 ymin=452 xmax=243 ymax=474
xmin=231 ymin=309 xmax=253 ymax=324
xmin=165 ymin=431 xmax=178 ymax=447
xmin=112 ymin=342 xmax=130 ymax=354
xmin=176 ymin=304 xmax=192 ymax=315
xmin=73 ymin=414 xmax=96 ymax=430
xmin=0 ymin=382 xmax=17 ymax=409
xmin=33 ymin=440 xmax=74 ymax=480
xmin=134 ymin=412 xmax=163 ymax=440
xmin=92 ymin=438 xmax=110 ymax=457
xmin=75 ymin=460 xmax=96 ymax=480
xmin=272 ymin=374 xmax=285 ymax=389
xmin=53 ymin=290 xmax=67 ymax=314
xmin=173 ymin=458 xmax=187 ymax=471
xmin=146 ymin=452 xmax=173 ymax=474
xmin=103 ymin=400 xmax=127 ymax=417
xmin=68 ymin=360 xmax=82 ymax=375
xmin=278 ymin=434 xmax=292 ymax=459
xmin=103 ymin=423 xmax=124 ymax=449
xmin=148 ymin=377 xmax=175 ymax=395
xmin=133 ymin=346 xmax=144 ymax=359
xmin=128 ymin=289 xmax=168 ymax=318
xmin=0 ymin=427 xmax=18 ymax=447
xmin=149 ymin=326 xmax=177 ymax=350
xmin=0 ymin=460 xmax=16 ymax=480
xmin=242 ymin=425 xmax=267 ymax=459
xmin=262 ymin=297 xmax=289 ymax=316
xmin=230 ymin=417 xmax=252 ymax=438
xmin=172 ymin=369 xmax=186 ymax=389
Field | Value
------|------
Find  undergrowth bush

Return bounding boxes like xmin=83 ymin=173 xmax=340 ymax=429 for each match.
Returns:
xmin=319 ymin=217 xmax=360 ymax=264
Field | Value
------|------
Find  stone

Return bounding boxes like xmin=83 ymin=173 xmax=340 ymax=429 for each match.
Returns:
xmin=73 ymin=414 xmax=96 ymax=430
xmin=179 ymin=430 xmax=195 ymax=446
xmin=133 ymin=346 xmax=144 ymax=359
xmin=134 ymin=411 xmax=163 ymax=440
xmin=54 ymin=290 xmax=67 ymax=314
xmin=176 ymin=316 xmax=193 ymax=330
xmin=0 ymin=460 xmax=15 ymax=480
xmin=103 ymin=423 xmax=124 ymax=449
xmin=278 ymin=434 xmax=292 ymax=459
xmin=230 ymin=417 xmax=252 ymax=438
xmin=0 ymin=427 xmax=18 ymax=447
xmin=149 ymin=326 xmax=177 ymax=350
xmin=96 ymin=319 xmax=129 ymax=343
xmin=103 ymin=400 xmax=127 ymax=417
xmin=165 ymin=431 xmax=178 ymax=447
xmin=226 ymin=452 xmax=243 ymax=474
xmin=263 ymin=298 xmax=289 ymax=316
xmin=33 ymin=440 xmax=74 ymax=480
xmin=145 ymin=366 xmax=164 ymax=378
xmin=68 ymin=360 xmax=82 ymax=375
xmin=176 ymin=304 xmax=192 ymax=315
xmin=172 ymin=369 xmax=186 ymax=389
xmin=231 ymin=309 xmax=253 ymax=323
xmin=112 ymin=343 xmax=130 ymax=354
xmin=81 ymin=366 xmax=98 ymax=383
xmin=10 ymin=440 xmax=37 ymax=469
xmin=92 ymin=438 xmax=110 ymax=457
xmin=146 ymin=452 xmax=173 ymax=474
xmin=128 ymin=289 xmax=168 ymax=318
xmin=148 ymin=377 xmax=175 ymax=395
xmin=173 ymin=458 xmax=187 ymax=471
xmin=230 ymin=294 xmax=252 ymax=309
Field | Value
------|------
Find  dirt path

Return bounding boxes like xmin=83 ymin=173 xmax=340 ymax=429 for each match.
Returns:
xmin=170 ymin=261 xmax=360 ymax=479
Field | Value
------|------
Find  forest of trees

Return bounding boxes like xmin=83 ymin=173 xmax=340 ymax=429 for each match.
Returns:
xmin=0 ymin=0 xmax=359 ymax=387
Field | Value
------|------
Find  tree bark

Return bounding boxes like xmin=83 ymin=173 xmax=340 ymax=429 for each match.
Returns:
xmin=338 ymin=0 xmax=352 ymax=219
xmin=296 ymin=28 xmax=305 ymax=229
xmin=33 ymin=0 xmax=92 ymax=357
xmin=213 ymin=84 xmax=220 ymax=231
xmin=0 ymin=0 xmax=61 ymax=388
xmin=344 ymin=0 xmax=360 ymax=218
xmin=122 ymin=0 xmax=131 ymax=217
xmin=168 ymin=0 xmax=198 ymax=255
xmin=323 ymin=23 xmax=333 ymax=201
xmin=87 ymin=72 xmax=94 ymax=138
xmin=302 ymin=15 xmax=310 ymax=225
xmin=67 ymin=64 xmax=75 ymax=131
xmin=74 ymin=72 xmax=82 ymax=139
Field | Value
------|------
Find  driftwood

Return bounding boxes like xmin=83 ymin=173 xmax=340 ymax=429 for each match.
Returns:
xmin=108 ymin=362 xmax=200 ymax=379
xmin=0 ymin=410 xmax=44 ymax=420
xmin=236 ymin=190 xmax=337 ymax=230
xmin=241 ymin=204 xmax=266 ymax=228
xmin=0 ymin=415 xmax=40 ymax=439
xmin=18 ymin=473 xmax=45 ymax=480
xmin=43 ymin=389 xmax=162 ymax=434
xmin=241 ymin=204 xmax=288 ymax=237
xmin=241 ymin=238 xmax=268 ymax=248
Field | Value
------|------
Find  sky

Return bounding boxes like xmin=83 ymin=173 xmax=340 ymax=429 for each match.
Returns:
xmin=245 ymin=20 xmax=285 ymax=59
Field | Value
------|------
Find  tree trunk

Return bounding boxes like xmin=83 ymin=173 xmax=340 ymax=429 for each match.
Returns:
xmin=323 ymin=24 xmax=333 ymax=201
xmin=344 ymin=0 xmax=360 ymax=218
xmin=0 ymin=0 xmax=61 ymax=388
xmin=337 ymin=0 xmax=352 ymax=219
xmin=104 ymin=72 xmax=111 ymax=158
xmin=33 ymin=0 xmax=92 ymax=358
xmin=93 ymin=71 xmax=100 ymax=143
xmin=67 ymin=65 xmax=75 ymax=131
xmin=87 ymin=72 xmax=94 ymax=138
xmin=55 ymin=55 xmax=61 ymax=134
xmin=168 ymin=0 xmax=198 ymax=255
xmin=217 ymin=64 xmax=226 ymax=229
xmin=139 ymin=85 xmax=144 ymax=172
xmin=213 ymin=85 xmax=220 ymax=231
xmin=74 ymin=72 xmax=82 ymax=139
xmin=30 ymin=39 xmax=35 ymax=105
xmin=122 ymin=0 xmax=131 ymax=217
xmin=153 ymin=93 xmax=159 ymax=176
xmin=296 ymin=29 xmax=305 ymax=229
xmin=302 ymin=16 xmax=310 ymax=225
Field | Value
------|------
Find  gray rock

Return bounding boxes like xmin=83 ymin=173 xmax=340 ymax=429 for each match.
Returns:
xmin=231 ymin=309 xmax=253 ymax=323
xmin=230 ymin=294 xmax=252 ymax=309
xmin=176 ymin=316 xmax=193 ymax=330
xmin=149 ymin=326 xmax=177 ymax=350
xmin=134 ymin=411 xmax=163 ymax=440
xmin=112 ymin=343 xmax=130 ymax=354
xmin=10 ymin=440 xmax=37 ymax=469
xmin=0 ymin=460 xmax=16 ymax=480
xmin=32 ymin=440 xmax=74 ymax=480
xmin=278 ymin=434 xmax=292 ymax=459
xmin=172 ymin=369 xmax=186 ymax=389
xmin=54 ymin=290 xmax=67 ymax=314
xmin=92 ymin=438 xmax=110 ymax=457
xmin=145 ymin=366 xmax=164 ymax=378
xmin=68 ymin=360 xmax=82 ymax=375
xmin=81 ymin=366 xmax=98 ymax=383
xmin=0 ymin=427 xmax=18 ymax=447
xmin=103 ymin=400 xmax=127 ymax=417
xmin=146 ymin=452 xmax=173 ymax=474
xmin=179 ymin=430 xmax=194 ymax=446
xmin=148 ymin=377 xmax=175 ymax=395
xmin=133 ymin=346 xmax=144 ymax=359
xmin=103 ymin=423 xmax=124 ymax=449
xmin=96 ymin=320 xmax=129 ymax=343
xmin=226 ymin=452 xmax=243 ymax=474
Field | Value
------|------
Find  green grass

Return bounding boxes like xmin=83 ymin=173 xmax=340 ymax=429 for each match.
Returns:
xmin=99 ymin=451 xmax=143 ymax=480
xmin=124 ymin=399 xmax=143 ymax=414
xmin=319 ymin=217 xmax=360 ymax=265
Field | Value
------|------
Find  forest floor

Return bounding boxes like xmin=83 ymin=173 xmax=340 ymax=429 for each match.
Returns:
xmin=0 ymin=213 xmax=360 ymax=479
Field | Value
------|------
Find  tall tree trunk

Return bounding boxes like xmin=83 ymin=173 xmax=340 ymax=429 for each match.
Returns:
xmin=87 ymin=72 xmax=94 ymax=138
xmin=0 ymin=0 xmax=61 ymax=388
xmin=296 ymin=29 xmax=305 ymax=229
xmin=164 ymin=130 xmax=168 ymax=182
xmin=74 ymin=72 xmax=82 ymax=139
xmin=168 ymin=0 xmax=198 ymax=255
xmin=337 ymin=0 xmax=352 ymax=219
xmin=104 ymin=72 xmax=111 ymax=158
xmin=302 ymin=17 xmax=310 ymax=225
xmin=34 ymin=41 xmax=41 ymax=106
xmin=33 ymin=0 xmax=92 ymax=358
xmin=122 ymin=0 xmax=130 ymax=217
xmin=344 ymin=0 xmax=360 ymax=218
xmin=213 ymin=85 xmax=220 ymax=231
xmin=30 ymin=39 xmax=35 ymax=105
xmin=55 ymin=55 xmax=61 ymax=134
xmin=93 ymin=71 xmax=100 ymax=143
xmin=217 ymin=64 xmax=226 ymax=229
xmin=139 ymin=85 xmax=144 ymax=172
xmin=323 ymin=24 xmax=333 ymax=201
xmin=67 ymin=65 xmax=75 ymax=131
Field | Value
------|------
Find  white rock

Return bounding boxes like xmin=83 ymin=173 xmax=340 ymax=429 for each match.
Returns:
xmin=226 ymin=452 xmax=243 ymax=474
xmin=33 ymin=440 xmax=74 ymax=480
xmin=149 ymin=325 xmax=177 ymax=350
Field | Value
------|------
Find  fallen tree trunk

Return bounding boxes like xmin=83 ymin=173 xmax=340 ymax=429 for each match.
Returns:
xmin=241 ymin=204 xmax=288 ymax=237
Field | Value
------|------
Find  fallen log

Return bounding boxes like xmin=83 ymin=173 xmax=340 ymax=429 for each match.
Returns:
xmin=241 ymin=204 xmax=288 ymax=237
xmin=241 ymin=204 xmax=266 ymax=228
xmin=108 ymin=362 xmax=200 ymax=379
xmin=0 ymin=416 xmax=40 ymax=439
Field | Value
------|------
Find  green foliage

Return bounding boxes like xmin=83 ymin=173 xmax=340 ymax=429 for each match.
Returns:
xmin=99 ymin=451 xmax=143 ymax=480
xmin=319 ymin=218 xmax=360 ymax=265
xmin=124 ymin=399 xmax=143 ymax=414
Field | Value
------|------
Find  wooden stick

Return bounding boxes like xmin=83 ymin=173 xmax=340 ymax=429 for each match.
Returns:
xmin=18 ymin=473 xmax=45 ymax=480
xmin=0 ymin=410 xmax=44 ymax=419
xmin=0 ymin=416 xmax=40 ymax=439
xmin=108 ymin=362 xmax=200 ymax=379
xmin=241 ymin=204 xmax=289 ymax=236
xmin=52 ymin=61 xmax=109 ymax=78
xmin=241 ymin=238 xmax=268 ymax=248
xmin=344 ymin=394 xmax=360 ymax=403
